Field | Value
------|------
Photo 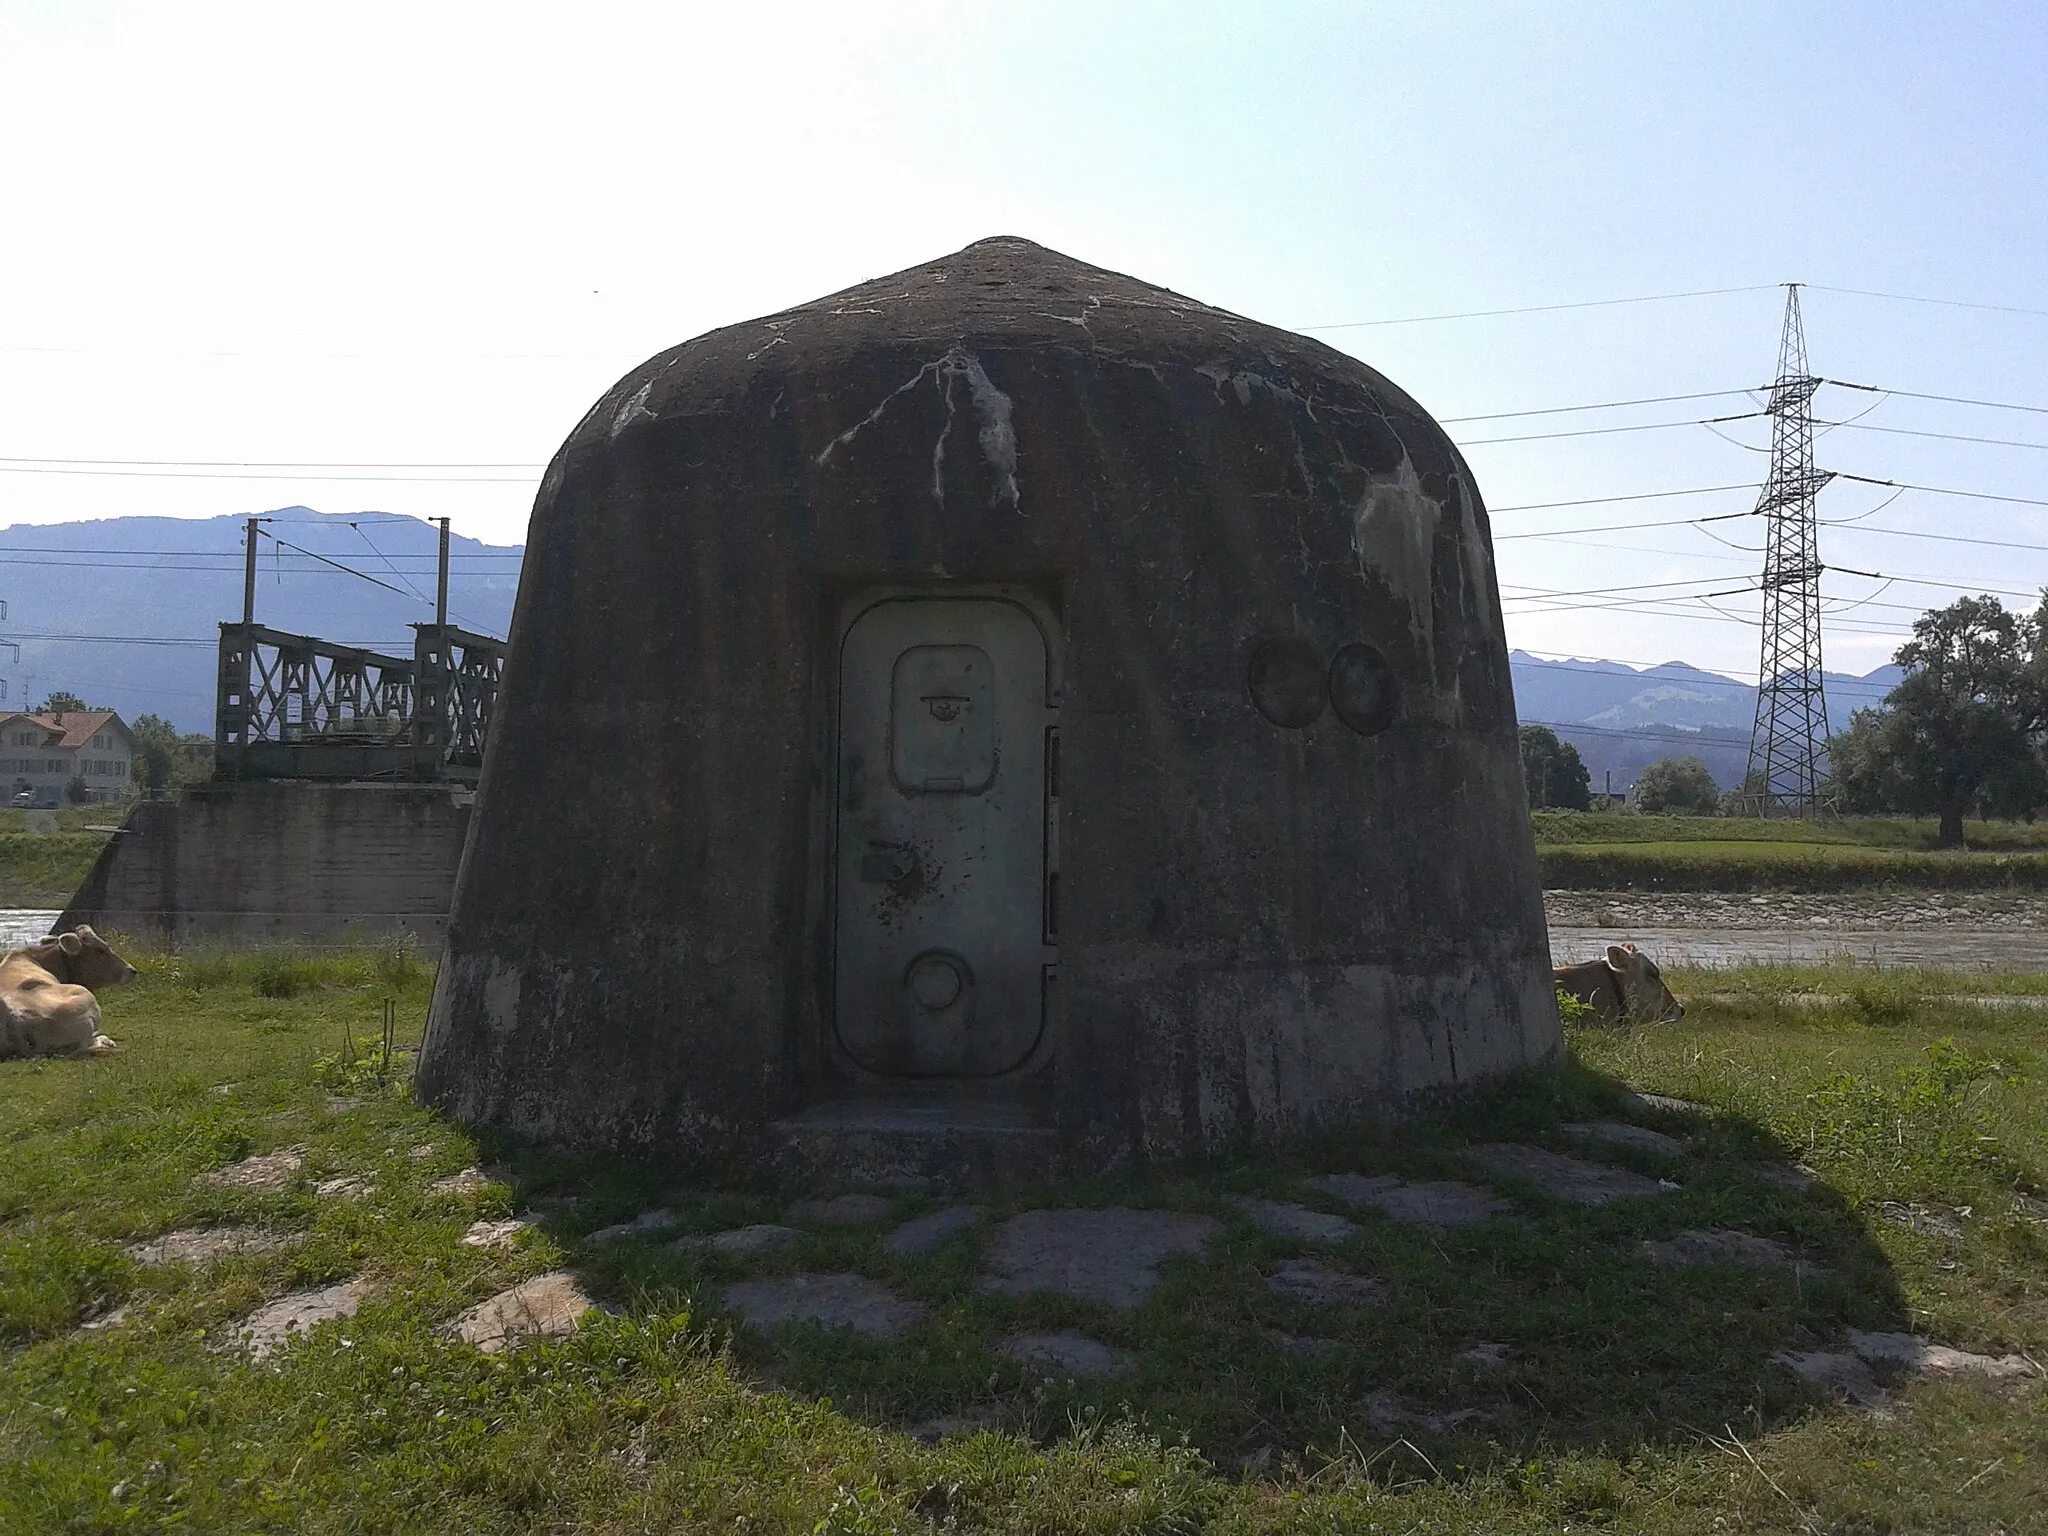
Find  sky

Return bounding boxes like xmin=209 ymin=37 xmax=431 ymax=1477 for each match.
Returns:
xmin=3 ymin=0 xmax=2046 ymax=684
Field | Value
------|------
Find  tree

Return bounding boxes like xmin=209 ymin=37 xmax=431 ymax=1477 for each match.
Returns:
xmin=1822 ymin=708 xmax=1908 ymax=816
xmin=1853 ymin=595 xmax=2044 ymax=847
xmin=1634 ymin=756 xmax=1722 ymax=815
xmin=1518 ymin=725 xmax=1591 ymax=810
xmin=36 ymin=690 xmax=88 ymax=715
xmin=131 ymin=713 xmax=214 ymax=797
xmin=131 ymin=714 xmax=179 ymax=796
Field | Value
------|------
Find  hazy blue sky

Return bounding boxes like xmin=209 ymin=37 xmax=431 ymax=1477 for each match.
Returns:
xmin=3 ymin=1 xmax=2044 ymax=679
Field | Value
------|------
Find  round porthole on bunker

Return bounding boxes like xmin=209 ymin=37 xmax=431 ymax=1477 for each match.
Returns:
xmin=414 ymin=236 xmax=1559 ymax=1187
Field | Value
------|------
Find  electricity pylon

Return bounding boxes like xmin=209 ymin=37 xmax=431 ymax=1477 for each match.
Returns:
xmin=1744 ymin=285 xmax=1835 ymax=815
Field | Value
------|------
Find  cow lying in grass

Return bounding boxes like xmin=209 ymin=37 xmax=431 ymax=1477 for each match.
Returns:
xmin=1553 ymin=941 xmax=1685 ymax=1025
xmin=0 ymin=926 xmax=138 ymax=1059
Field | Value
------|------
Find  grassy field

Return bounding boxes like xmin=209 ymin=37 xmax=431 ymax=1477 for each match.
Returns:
xmin=0 ymin=831 xmax=113 ymax=909
xmin=2 ymin=951 xmax=2044 ymax=1532
xmin=1529 ymin=812 xmax=2048 ymax=850
xmin=1532 ymin=812 xmax=2048 ymax=890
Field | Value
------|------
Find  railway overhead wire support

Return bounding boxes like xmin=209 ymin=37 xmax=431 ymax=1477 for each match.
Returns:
xmin=1745 ymin=285 xmax=1836 ymax=815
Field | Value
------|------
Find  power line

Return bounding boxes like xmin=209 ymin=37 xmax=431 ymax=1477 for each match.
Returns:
xmin=258 ymin=532 xmax=416 ymax=601
xmin=1835 ymin=473 xmax=2048 ymax=511
xmin=1439 ymin=388 xmax=1758 ymax=424
xmin=1296 ymin=284 xmax=1779 ymax=331
xmin=0 ymin=455 xmax=544 ymax=469
xmin=0 ymin=465 xmax=539 ymax=483
xmin=1496 ymin=509 xmax=1756 ymax=540
xmin=1489 ymin=483 xmax=1760 ymax=514
xmin=1804 ymin=283 xmax=2048 ymax=321
xmin=1457 ymin=411 xmax=1763 ymax=448
xmin=0 ymin=630 xmax=412 ymax=648
xmin=1825 ymin=379 xmax=2048 ymax=416
xmin=1821 ymin=522 xmax=2048 ymax=555
xmin=1826 ymin=421 xmax=2048 ymax=452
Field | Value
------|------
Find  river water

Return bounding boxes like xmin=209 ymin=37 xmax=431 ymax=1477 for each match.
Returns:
xmin=8 ymin=901 xmax=2043 ymax=972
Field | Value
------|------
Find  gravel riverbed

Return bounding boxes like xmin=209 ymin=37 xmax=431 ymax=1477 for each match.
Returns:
xmin=1545 ymin=890 xmax=2048 ymax=971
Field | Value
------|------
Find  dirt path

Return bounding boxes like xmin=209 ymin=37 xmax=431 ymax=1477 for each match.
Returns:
xmin=1545 ymin=890 xmax=2048 ymax=971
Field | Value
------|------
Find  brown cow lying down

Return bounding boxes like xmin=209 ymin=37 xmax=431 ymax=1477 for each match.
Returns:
xmin=0 ymin=926 xmax=138 ymax=1059
xmin=1553 ymin=942 xmax=1684 ymax=1025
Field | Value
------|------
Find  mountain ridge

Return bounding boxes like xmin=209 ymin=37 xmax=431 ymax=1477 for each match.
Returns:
xmin=0 ymin=514 xmax=1907 ymax=789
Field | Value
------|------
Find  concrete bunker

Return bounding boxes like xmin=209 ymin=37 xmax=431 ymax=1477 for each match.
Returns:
xmin=416 ymin=237 xmax=1558 ymax=1185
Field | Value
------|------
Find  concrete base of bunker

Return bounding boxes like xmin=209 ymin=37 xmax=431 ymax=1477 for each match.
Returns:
xmin=769 ymin=1099 xmax=1061 ymax=1192
xmin=415 ymin=237 xmax=1560 ymax=1184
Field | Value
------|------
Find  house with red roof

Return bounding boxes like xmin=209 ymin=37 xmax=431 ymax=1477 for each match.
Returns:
xmin=0 ymin=711 xmax=136 ymax=807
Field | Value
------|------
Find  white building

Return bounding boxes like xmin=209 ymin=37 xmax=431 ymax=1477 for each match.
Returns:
xmin=0 ymin=711 xmax=137 ymax=806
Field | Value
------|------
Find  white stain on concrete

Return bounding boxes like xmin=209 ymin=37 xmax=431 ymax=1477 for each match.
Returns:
xmin=815 ymin=347 xmax=1019 ymax=509
xmin=1349 ymin=455 xmax=1439 ymax=657
xmin=608 ymin=379 xmax=657 ymax=441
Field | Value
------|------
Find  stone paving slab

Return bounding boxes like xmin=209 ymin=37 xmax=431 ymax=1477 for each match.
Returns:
xmin=1620 ymin=1091 xmax=1706 ymax=1116
xmin=1461 ymin=1342 xmax=1510 ymax=1369
xmin=1846 ymin=1329 xmax=2037 ymax=1380
xmin=1228 ymin=1198 xmax=1357 ymax=1244
xmin=231 ymin=1278 xmax=368 ymax=1360
xmin=314 ymin=1175 xmax=374 ymax=1200
xmin=429 ymin=1166 xmax=497 ymax=1197
xmin=1264 ymin=1258 xmax=1385 ymax=1308
xmin=789 ymin=1194 xmax=895 ymax=1227
xmin=1640 ymin=1229 xmax=1824 ymax=1276
xmin=674 ymin=1223 xmax=806 ymax=1257
xmin=1772 ymin=1347 xmax=1887 ymax=1407
xmin=199 ymin=1147 xmax=305 ymax=1193
xmin=883 ymin=1205 xmax=987 ymax=1255
xmin=1772 ymin=1329 xmax=2039 ymax=1408
xmin=451 ymin=1272 xmax=605 ymax=1352
xmin=461 ymin=1217 xmax=533 ymax=1251
xmin=978 ymin=1208 xmax=1220 ymax=1310
xmin=1307 ymin=1173 xmax=1511 ymax=1226
xmin=587 ymin=1209 xmax=682 ymax=1244
xmin=999 ymin=1330 xmax=1136 ymax=1379
xmin=1465 ymin=1144 xmax=1676 ymax=1205
xmin=1363 ymin=1391 xmax=1484 ymax=1435
xmin=1881 ymin=1201 xmax=1967 ymax=1241
xmin=126 ymin=1226 xmax=292 ymax=1266
xmin=1563 ymin=1121 xmax=1688 ymax=1158
xmin=722 ymin=1272 xmax=927 ymax=1340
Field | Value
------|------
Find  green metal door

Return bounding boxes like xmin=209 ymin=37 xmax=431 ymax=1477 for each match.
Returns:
xmin=834 ymin=595 xmax=1056 ymax=1077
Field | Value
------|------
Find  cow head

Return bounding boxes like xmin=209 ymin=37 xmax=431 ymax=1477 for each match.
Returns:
xmin=1605 ymin=942 xmax=1683 ymax=1023
xmin=37 ymin=926 xmax=138 ymax=991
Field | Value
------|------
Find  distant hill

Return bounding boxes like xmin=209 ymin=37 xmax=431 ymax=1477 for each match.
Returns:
xmin=0 ymin=514 xmax=1903 ymax=785
xmin=1509 ymin=650 xmax=1905 ymax=794
xmin=0 ymin=510 xmax=522 ymax=732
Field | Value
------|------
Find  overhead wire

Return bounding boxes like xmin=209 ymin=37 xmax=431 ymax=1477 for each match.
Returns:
xmin=1294 ymin=283 xmax=1780 ymax=331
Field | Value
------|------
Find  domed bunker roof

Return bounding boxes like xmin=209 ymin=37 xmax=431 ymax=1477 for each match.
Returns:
xmin=418 ymin=237 xmax=1558 ymax=1185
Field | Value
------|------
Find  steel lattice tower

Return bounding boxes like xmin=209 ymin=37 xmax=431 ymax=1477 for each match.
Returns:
xmin=1745 ymin=285 xmax=1835 ymax=815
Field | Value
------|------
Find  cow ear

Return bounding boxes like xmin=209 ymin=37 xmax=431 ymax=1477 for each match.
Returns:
xmin=1605 ymin=944 xmax=1631 ymax=971
xmin=58 ymin=932 xmax=82 ymax=955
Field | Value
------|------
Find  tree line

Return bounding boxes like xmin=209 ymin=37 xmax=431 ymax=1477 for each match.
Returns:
xmin=1518 ymin=593 xmax=2048 ymax=845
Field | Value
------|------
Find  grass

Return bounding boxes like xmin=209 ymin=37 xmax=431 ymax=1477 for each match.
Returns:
xmin=0 ymin=831 xmax=115 ymax=908
xmin=1 ymin=950 xmax=2044 ymax=1532
xmin=1530 ymin=811 xmax=2048 ymax=851
xmin=1531 ymin=813 xmax=2048 ymax=890
xmin=1538 ymin=840 xmax=2048 ymax=892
